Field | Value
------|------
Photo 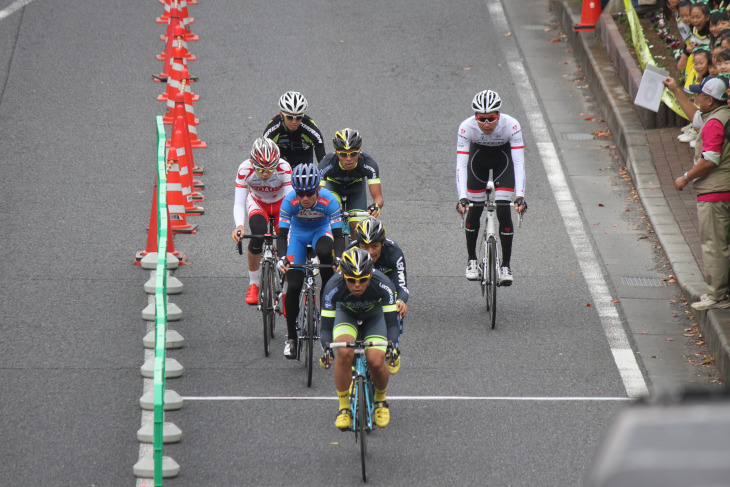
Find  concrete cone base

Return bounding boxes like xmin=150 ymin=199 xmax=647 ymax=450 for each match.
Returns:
xmin=141 ymin=357 xmax=183 ymax=378
xmin=140 ymin=389 xmax=183 ymax=411
xmin=137 ymin=421 xmax=182 ymax=443
xmin=142 ymin=295 xmax=182 ymax=321
xmin=140 ymin=252 xmax=180 ymax=270
xmin=144 ymin=329 xmax=185 ymax=349
xmin=133 ymin=455 xmax=180 ymax=478
xmin=144 ymin=271 xmax=183 ymax=294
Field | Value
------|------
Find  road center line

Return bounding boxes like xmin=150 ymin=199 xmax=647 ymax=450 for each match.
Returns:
xmin=488 ymin=0 xmax=649 ymax=397
xmin=181 ymin=395 xmax=631 ymax=402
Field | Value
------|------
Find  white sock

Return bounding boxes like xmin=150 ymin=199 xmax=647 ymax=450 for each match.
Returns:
xmin=249 ymin=270 xmax=259 ymax=286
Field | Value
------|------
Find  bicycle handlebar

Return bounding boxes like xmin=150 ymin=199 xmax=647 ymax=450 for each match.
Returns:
xmin=288 ymin=263 xmax=336 ymax=270
xmin=329 ymin=340 xmax=390 ymax=349
xmin=240 ymin=233 xmax=277 ymax=239
xmin=342 ymin=211 xmax=370 ymax=219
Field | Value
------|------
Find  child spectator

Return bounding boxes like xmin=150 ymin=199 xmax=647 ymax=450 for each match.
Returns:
xmin=710 ymin=10 xmax=730 ymax=45
xmin=676 ymin=1 xmax=693 ymax=42
xmin=716 ymin=49 xmax=730 ymax=77
xmin=678 ymin=4 xmax=711 ymax=82
xmin=719 ymin=29 xmax=730 ymax=49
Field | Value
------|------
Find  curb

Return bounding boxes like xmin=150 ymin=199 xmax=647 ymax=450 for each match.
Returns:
xmin=557 ymin=1 xmax=730 ymax=384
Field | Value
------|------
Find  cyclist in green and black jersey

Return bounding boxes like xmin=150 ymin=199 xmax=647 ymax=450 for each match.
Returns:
xmin=263 ymin=91 xmax=326 ymax=168
xmin=318 ymin=128 xmax=384 ymax=234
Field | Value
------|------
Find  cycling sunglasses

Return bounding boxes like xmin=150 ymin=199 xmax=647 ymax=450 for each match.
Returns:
xmin=476 ymin=114 xmax=499 ymax=123
xmin=336 ymin=150 xmax=360 ymax=158
xmin=296 ymin=189 xmax=317 ymax=198
xmin=255 ymin=167 xmax=275 ymax=173
xmin=284 ymin=114 xmax=304 ymax=121
xmin=344 ymin=275 xmax=371 ymax=284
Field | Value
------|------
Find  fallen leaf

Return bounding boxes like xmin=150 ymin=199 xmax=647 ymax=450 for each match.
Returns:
xmin=550 ymin=38 xmax=561 ymax=42
xmin=593 ymin=130 xmax=611 ymax=137
xmin=585 ymin=117 xmax=594 ymax=121
xmin=641 ymin=331 xmax=648 ymax=334
xmin=611 ymin=299 xmax=621 ymax=303
xmin=665 ymin=337 xmax=674 ymax=341
xmin=651 ymin=355 xmax=657 ymax=358
xmin=586 ymin=303 xmax=591 ymax=307
xmin=505 ymin=32 xmax=511 ymax=37
xmin=339 ymin=40 xmax=344 ymax=43
xmin=463 ymin=67 xmax=471 ymax=71
xmin=598 ymin=203 xmax=605 ymax=207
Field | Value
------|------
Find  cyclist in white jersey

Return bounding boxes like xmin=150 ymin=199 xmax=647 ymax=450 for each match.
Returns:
xmin=232 ymin=138 xmax=293 ymax=304
xmin=456 ymin=90 xmax=527 ymax=285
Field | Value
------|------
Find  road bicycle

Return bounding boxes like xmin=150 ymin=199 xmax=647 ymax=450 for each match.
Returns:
xmin=237 ymin=215 xmax=281 ymax=357
xmin=339 ymin=194 xmax=370 ymax=248
xmin=288 ymin=258 xmax=332 ymax=387
xmin=461 ymin=177 xmax=522 ymax=330
xmin=329 ymin=338 xmax=394 ymax=482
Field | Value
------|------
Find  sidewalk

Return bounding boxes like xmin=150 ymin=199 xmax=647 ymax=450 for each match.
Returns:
xmin=558 ymin=1 xmax=730 ymax=384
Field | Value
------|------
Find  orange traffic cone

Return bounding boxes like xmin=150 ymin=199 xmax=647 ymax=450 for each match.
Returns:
xmin=574 ymin=0 xmax=602 ymax=31
xmin=167 ymin=90 xmax=207 ymax=152
xmin=171 ymin=125 xmax=205 ymax=208
xmin=157 ymin=0 xmax=196 ymax=33
xmin=135 ymin=176 xmax=182 ymax=264
xmin=162 ymin=77 xmax=199 ymax=127
xmin=167 ymin=147 xmax=199 ymax=234
xmin=157 ymin=23 xmax=196 ymax=63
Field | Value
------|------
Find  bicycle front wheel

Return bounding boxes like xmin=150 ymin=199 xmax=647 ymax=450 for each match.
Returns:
xmin=357 ymin=375 xmax=368 ymax=482
xmin=260 ymin=263 xmax=273 ymax=357
xmin=304 ymin=287 xmax=315 ymax=387
xmin=486 ymin=237 xmax=498 ymax=329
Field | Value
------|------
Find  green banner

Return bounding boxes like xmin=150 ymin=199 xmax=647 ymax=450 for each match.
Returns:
xmin=624 ymin=0 xmax=688 ymax=120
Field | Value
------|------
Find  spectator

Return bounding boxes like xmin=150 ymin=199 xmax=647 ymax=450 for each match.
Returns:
xmin=676 ymin=1 xmax=693 ymax=43
xmin=667 ymin=77 xmax=730 ymax=310
xmin=678 ymin=3 xmax=711 ymax=73
xmin=709 ymin=10 xmax=730 ymax=46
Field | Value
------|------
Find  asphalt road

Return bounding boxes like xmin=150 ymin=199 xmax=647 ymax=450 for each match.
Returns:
xmin=0 ymin=0 xmax=719 ymax=485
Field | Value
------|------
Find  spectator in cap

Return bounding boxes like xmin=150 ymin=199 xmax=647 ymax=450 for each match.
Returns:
xmin=667 ymin=76 xmax=730 ymax=310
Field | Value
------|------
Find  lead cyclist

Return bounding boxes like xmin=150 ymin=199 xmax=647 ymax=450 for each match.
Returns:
xmin=455 ymin=89 xmax=527 ymax=285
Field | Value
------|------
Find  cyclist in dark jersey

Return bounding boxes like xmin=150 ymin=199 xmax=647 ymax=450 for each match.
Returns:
xmin=319 ymin=247 xmax=399 ymax=430
xmin=318 ymin=128 xmax=384 ymax=234
xmin=263 ymin=91 xmax=326 ymax=168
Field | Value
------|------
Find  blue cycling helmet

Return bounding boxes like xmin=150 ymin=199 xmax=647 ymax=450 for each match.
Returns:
xmin=291 ymin=163 xmax=321 ymax=192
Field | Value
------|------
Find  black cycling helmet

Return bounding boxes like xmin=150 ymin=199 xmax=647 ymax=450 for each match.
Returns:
xmin=291 ymin=163 xmax=321 ymax=192
xmin=339 ymin=247 xmax=374 ymax=278
xmin=354 ymin=217 xmax=386 ymax=245
xmin=333 ymin=128 xmax=363 ymax=151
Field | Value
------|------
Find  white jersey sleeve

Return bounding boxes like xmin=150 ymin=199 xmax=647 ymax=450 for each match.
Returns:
xmin=455 ymin=117 xmax=475 ymax=200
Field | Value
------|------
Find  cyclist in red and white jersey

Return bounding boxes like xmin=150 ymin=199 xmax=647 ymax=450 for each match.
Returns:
xmin=456 ymin=90 xmax=527 ymax=285
xmin=232 ymin=138 xmax=293 ymax=304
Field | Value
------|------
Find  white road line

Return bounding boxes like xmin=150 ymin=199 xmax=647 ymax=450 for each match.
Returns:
xmin=0 ymin=0 xmax=36 ymax=20
xmin=182 ymin=395 xmax=631 ymax=402
xmin=488 ymin=0 xmax=649 ymax=398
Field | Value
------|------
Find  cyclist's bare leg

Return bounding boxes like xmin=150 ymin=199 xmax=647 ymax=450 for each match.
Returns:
xmin=365 ymin=348 xmax=389 ymax=392
xmin=248 ymin=250 xmax=261 ymax=273
xmin=333 ymin=334 xmax=356 ymax=392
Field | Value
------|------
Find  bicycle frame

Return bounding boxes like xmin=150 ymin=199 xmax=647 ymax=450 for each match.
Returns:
xmin=339 ymin=194 xmax=370 ymax=247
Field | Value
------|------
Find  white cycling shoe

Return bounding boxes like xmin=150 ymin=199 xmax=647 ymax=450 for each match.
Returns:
xmin=500 ymin=266 xmax=513 ymax=286
xmin=465 ymin=260 xmax=479 ymax=281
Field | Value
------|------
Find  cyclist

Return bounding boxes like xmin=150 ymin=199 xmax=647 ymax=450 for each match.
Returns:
xmin=277 ymin=163 xmax=345 ymax=359
xmin=232 ymin=138 xmax=292 ymax=304
xmin=352 ymin=217 xmax=407 ymax=375
xmin=318 ymin=128 xmax=384 ymax=235
xmin=319 ymin=247 xmax=400 ymax=430
xmin=263 ymin=91 xmax=326 ymax=169
xmin=456 ymin=90 xmax=527 ymax=285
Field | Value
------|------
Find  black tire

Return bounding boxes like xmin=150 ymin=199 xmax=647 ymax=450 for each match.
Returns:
xmin=486 ymin=237 xmax=498 ymax=329
xmin=260 ymin=264 xmax=272 ymax=357
xmin=304 ymin=287 xmax=315 ymax=387
xmin=357 ymin=375 xmax=368 ymax=482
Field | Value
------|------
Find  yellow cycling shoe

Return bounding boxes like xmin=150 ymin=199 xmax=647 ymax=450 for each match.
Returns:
xmin=387 ymin=354 xmax=401 ymax=375
xmin=374 ymin=401 xmax=390 ymax=428
xmin=335 ymin=408 xmax=353 ymax=430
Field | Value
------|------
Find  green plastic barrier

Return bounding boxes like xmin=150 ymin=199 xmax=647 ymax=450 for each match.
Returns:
xmin=623 ymin=0 xmax=688 ymax=120
xmin=154 ymin=115 xmax=168 ymax=486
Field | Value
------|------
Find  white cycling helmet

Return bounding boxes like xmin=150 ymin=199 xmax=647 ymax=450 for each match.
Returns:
xmin=278 ymin=91 xmax=308 ymax=115
xmin=250 ymin=137 xmax=280 ymax=170
xmin=472 ymin=90 xmax=502 ymax=113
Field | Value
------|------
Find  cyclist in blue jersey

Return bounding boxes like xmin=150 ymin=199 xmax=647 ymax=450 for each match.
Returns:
xmin=319 ymin=247 xmax=399 ymax=429
xmin=277 ymin=163 xmax=345 ymax=359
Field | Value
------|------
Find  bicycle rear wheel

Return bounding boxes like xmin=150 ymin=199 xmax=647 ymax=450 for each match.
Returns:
xmin=486 ymin=237 xmax=498 ymax=329
xmin=357 ymin=375 xmax=368 ymax=482
xmin=260 ymin=263 xmax=273 ymax=357
xmin=304 ymin=287 xmax=315 ymax=387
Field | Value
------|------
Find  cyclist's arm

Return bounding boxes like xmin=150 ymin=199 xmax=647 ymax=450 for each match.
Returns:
xmin=276 ymin=199 xmax=293 ymax=256
xmin=320 ymin=278 xmax=340 ymax=348
xmin=368 ymin=183 xmax=384 ymax=210
xmin=392 ymin=252 xmax=409 ymax=304
xmin=333 ymin=227 xmax=345 ymax=257
xmin=456 ymin=124 xmax=471 ymax=200
xmin=302 ymin=118 xmax=327 ymax=163
xmin=510 ymin=121 xmax=526 ymax=199
xmin=384 ymin=305 xmax=400 ymax=344
xmin=233 ymin=185 xmax=248 ymax=228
